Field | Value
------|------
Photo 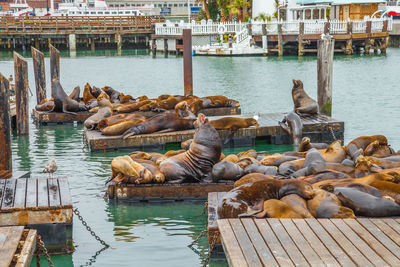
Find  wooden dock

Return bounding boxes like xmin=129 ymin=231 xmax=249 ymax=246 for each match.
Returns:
xmin=0 ymin=171 xmax=29 ymax=180
xmin=218 ymin=218 xmax=400 ymax=267
xmin=85 ymin=112 xmax=344 ymax=151
xmin=0 ymin=177 xmax=73 ymax=254
xmin=32 ymin=106 xmax=241 ymax=125
xmin=0 ymin=226 xmax=37 ymax=267
xmin=107 ymin=181 xmax=233 ymax=202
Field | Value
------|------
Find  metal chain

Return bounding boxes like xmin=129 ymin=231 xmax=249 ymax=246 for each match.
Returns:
xmin=73 ymin=208 xmax=110 ymax=247
xmin=36 ymin=235 xmax=54 ymax=267
xmin=328 ymin=125 xmax=337 ymax=141
xmin=202 ymin=232 xmax=219 ymax=267
xmin=194 ymin=202 xmax=208 ymax=218
xmin=188 ymin=230 xmax=208 ymax=247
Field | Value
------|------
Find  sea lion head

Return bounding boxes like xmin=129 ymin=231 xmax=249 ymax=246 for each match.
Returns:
xmin=194 ymin=113 xmax=208 ymax=128
xmin=279 ymin=180 xmax=315 ymax=199
xmin=78 ymin=102 xmax=89 ymax=111
xmin=245 ymin=118 xmax=260 ymax=127
xmin=292 ymin=79 xmax=303 ymax=90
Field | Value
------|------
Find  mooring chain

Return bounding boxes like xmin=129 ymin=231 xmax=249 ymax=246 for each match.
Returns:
xmin=203 ymin=232 xmax=219 ymax=267
xmin=194 ymin=201 xmax=208 ymax=218
xmin=188 ymin=229 xmax=208 ymax=248
xmin=73 ymin=208 xmax=110 ymax=247
xmin=328 ymin=124 xmax=337 ymax=141
xmin=36 ymin=235 xmax=54 ymax=267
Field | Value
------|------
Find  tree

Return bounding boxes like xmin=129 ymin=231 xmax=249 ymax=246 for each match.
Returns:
xmin=273 ymin=0 xmax=280 ymax=19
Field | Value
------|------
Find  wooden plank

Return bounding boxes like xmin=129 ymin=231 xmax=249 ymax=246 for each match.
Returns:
xmin=25 ymin=178 xmax=37 ymax=208
xmin=31 ymin=47 xmax=46 ymax=105
xmin=254 ymin=219 xmax=294 ymax=267
xmin=384 ymin=218 xmax=400 ymax=235
xmin=0 ymin=74 xmax=12 ymax=170
xmin=331 ymin=219 xmax=389 ymax=266
xmin=318 ymin=219 xmax=372 ymax=266
xmin=15 ymin=229 xmax=37 ymax=267
xmin=370 ymin=219 xmax=400 ymax=247
xmin=1 ymin=179 xmax=16 ymax=210
xmin=267 ymin=218 xmax=309 ymax=267
xmin=13 ymin=52 xmax=29 ymax=136
xmin=13 ymin=178 xmax=26 ymax=210
xmin=217 ymin=219 xmax=248 ymax=267
xmin=58 ymin=177 xmax=72 ymax=207
xmin=0 ymin=180 xmax=5 ymax=208
xmin=293 ymin=219 xmax=342 ymax=266
xmin=48 ymin=178 xmax=61 ymax=207
xmin=37 ymin=178 xmax=48 ymax=208
xmin=0 ymin=226 xmax=24 ymax=267
xmin=241 ymin=219 xmax=279 ymax=267
xmin=280 ymin=219 xmax=325 ymax=266
xmin=49 ymin=44 xmax=59 ymax=98
xmin=229 ymin=219 xmax=262 ymax=267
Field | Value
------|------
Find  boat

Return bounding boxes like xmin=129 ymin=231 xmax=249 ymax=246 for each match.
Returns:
xmin=385 ymin=1 xmax=400 ymax=19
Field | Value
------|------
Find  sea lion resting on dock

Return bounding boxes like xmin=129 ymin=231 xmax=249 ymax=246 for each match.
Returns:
xmin=189 ymin=95 xmax=240 ymax=114
xmin=159 ymin=113 xmax=222 ymax=183
xmin=97 ymin=113 xmax=147 ymax=131
xmin=345 ymin=135 xmax=388 ymax=159
xmin=209 ymin=117 xmax=259 ymax=132
xmin=291 ymin=79 xmax=318 ymax=114
xmin=51 ymin=79 xmax=88 ymax=114
xmin=279 ymin=111 xmax=303 ymax=147
xmin=35 ymin=98 xmax=55 ymax=112
xmin=69 ymin=86 xmax=80 ymax=101
xmin=298 ymin=137 xmax=329 ymax=152
xmin=84 ymin=92 xmax=112 ymax=130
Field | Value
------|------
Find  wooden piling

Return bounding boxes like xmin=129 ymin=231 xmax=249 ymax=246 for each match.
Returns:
xmin=164 ymin=39 xmax=168 ymax=54
xmin=277 ymin=24 xmax=283 ymax=56
xmin=0 ymin=73 xmax=12 ymax=170
xmin=317 ymin=37 xmax=334 ymax=116
xmin=298 ymin=22 xmax=304 ymax=56
xmin=13 ymin=52 xmax=29 ymax=135
xmin=152 ymin=39 xmax=157 ymax=54
xmin=31 ymin=47 xmax=46 ymax=104
xmin=183 ymin=29 xmax=193 ymax=96
xmin=49 ymin=44 xmax=59 ymax=98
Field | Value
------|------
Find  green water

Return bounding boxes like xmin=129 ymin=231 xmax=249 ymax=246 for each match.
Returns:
xmin=1 ymin=48 xmax=400 ymax=266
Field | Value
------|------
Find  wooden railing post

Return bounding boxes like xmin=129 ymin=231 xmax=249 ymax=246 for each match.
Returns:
xmin=13 ymin=52 xmax=29 ymax=135
xmin=0 ymin=73 xmax=12 ymax=170
xmin=183 ymin=29 xmax=193 ymax=96
xmin=49 ymin=44 xmax=59 ymax=98
xmin=366 ymin=20 xmax=371 ymax=34
xmin=347 ymin=21 xmax=353 ymax=34
xmin=317 ymin=37 xmax=334 ymax=116
xmin=383 ymin=20 xmax=388 ymax=32
xmin=31 ymin=47 xmax=46 ymax=104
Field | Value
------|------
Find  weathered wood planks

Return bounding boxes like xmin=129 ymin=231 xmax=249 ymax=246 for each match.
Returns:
xmin=31 ymin=46 xmax=47 ymax=105
xmin=49 ymin=44 xmax=59 ymax=98
xmin=218 ymin=218 xmax=400 ymax=267
xmin=0 ymin=74 xmax=12 ymax=171
xmin=86 ymin=112 xmax=344 ymax=151
xmin=13 ymin=52 xmax=29 ymax=136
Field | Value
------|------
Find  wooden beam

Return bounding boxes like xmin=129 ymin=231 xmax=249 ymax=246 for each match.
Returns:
xmin=49 ymin=44 xmax=59 ymax=98
xmin=317 ymin=37 xmax=334 ymax=116
xmin=13 ymin=52 xmax=29 ymax=136
xmin=31 ymin=46 xmax=46 ymax=105
xmin=0 ymin=73 xmax=12 ymax=171
xmin=183 ymin=29 xmax=193 ymax=96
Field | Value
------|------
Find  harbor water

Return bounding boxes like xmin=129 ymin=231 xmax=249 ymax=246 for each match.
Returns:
xmin=0 ymin=48 xmax=399 ymax=266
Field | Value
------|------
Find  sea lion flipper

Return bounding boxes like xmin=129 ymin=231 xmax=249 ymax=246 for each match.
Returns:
xmin=62 ymin=103 xmax=77 ymax=115
xmin=279 ymin=121 xmax=291 ymax=134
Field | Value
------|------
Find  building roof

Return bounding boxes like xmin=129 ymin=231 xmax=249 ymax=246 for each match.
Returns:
xmin=296 ymin=0 xmax=385 ymax=4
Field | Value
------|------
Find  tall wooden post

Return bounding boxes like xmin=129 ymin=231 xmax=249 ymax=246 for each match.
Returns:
xmin=277 ymin=23 xmax=283 ymax=57
xmin=317 ymin=37 xmax=334 ymax=116
xmin=298 ymin=22 xmax=304 ymax=56
xmin=49 ymin=44 xmax=59 ymax=98
xmin=31 ymin=46 xmax=46 ymax=104
xmin=0 ymin=74 xmax=12 ymax=170
xmin=183 ymin=29 xmax=193 ymax=96
xmin=14 ymin=52 xmax=29 ymax=135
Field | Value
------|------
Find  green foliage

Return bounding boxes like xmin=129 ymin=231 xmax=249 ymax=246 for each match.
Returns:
xmin=326 ymin=7 xmax=331 ymax=20
xmin=273 ymin=0 xmax=279 ymax=19
xmin=256 ymin=12 xmax=272 ymax=22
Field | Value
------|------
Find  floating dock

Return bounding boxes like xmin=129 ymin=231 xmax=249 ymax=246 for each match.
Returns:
xmin=32 ymin=106 xmax=240 ymax=125
xmin=0 ymin=170 xmax=29 ymax=180
xmin=0 ymin=177 xmax=73 ymax=254
xmin=0 ymin=226 xmax=37 ymax=267
xmin=85 ymin=112 xmax=344 ymax=151
xmin=107 ymin=181 xmax=233 ymax=202
xmin=218 ymin=218 xmax=400 ymax=267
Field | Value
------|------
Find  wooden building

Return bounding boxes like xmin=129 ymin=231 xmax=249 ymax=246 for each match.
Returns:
xmin=332 ymin=0 xmax=386 ymax=20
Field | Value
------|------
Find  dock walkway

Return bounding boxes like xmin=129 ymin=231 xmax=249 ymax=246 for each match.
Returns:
xmin=85 ymin=112 xmax=344 ymax=151
xmin=218 ymin=218 xmax=400 ymax=267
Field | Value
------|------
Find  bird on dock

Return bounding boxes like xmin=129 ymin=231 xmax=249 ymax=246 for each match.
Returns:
xmin=43 ymin=158 xmax=57 ymax=178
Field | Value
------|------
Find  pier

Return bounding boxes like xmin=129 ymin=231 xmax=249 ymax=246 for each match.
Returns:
xmin=218 ymin=218 xmax=400 ymax=267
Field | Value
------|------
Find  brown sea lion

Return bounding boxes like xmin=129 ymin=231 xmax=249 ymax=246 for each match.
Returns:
xmin=291 ymin=79 xmax=318 ymax=114
xmin=151 ymin=96 xmax=180 ymax=111
xmin=128 ymin=151 xmax=152 ymax=161
xmin=345 ymin=135 xmax=388 ymax=159
xmin=68 ymin=86 xmax=80 ymax=101
xmin=137 ymin=162 xmax=165 ymax=184
xmin=90 ymin=86 xmax=102 ymax=98
xmin=209 ymin=117 xmax=259 ymax=132
xmin=298 ymin=137 xmax=329 ymax=152
xmin=233 ymin=173 xmax=275 ymax=188
xmin=236 ymin=157 xmax=259 ymax=169
xmin=320 ymin=140 xmax=346 ymax=163
xmin=122 ymin=113 xmax=195 ymax=139
xmin=364 ymin=156 xmax=400 ymax=169
xmin=279 ymin=111 xmax=303 ymax=146
xmin=181 ymin=139 xmax=193 ymax=150
xmin=189 ymin=95 xmax=239 ymax=114
xmin=83 ymin=83 xmax=96 ymax=105
xmin=101 ymin=119 xmax=145 ymax=136
xmin=102 ymin=86 xmax=122 ymax=103
xmin=159 ymin=113 xmax=222 ymax=183
xmin=212 ymin=161 xmax=244 ymax=182
xmin=253 ymin=199 xmax=303 ymax=218
xmin=306 ymin=189 xmax=355 ymax=218
xmin=175 ymin=101 xmax=196 ymax=118
xmin=281 ymin=194 xmax=314 ymax=218
xmin=115 ymin=100 xmax=152 ymax=113
xmin=136 ymin=95 xmax=148 ymax=102
xmin=278 ymin=158 xmax=305 ymax=176
xmin=110 ymin=156 xmax=153 ymax=184
xmin=237 ymin=149 xmax=257 ymax=159
xmin=84 ymin=92 xmax=112 ymax=130
xmin=297 ymin=170 xmax=350 ymax=184
xmin=97 ymin=114 xmax=147 ymax=131
xmin=364 ymin=140 xmax=393 ymax=157
xmin=51 ymin=79 xmax=88 ymax=114
xmin=164 ymin=149 xmax=186 ymax=157
xmin=35 ymin=99 xmax=54 ymax=112
xmin=120 ymin=95 xmax=134 ymax=104
xmin=218 ymin=179 xmax=314 ymax=219
xmin=290 ymin=148 xmax=326 ymax=178
xmin=260 ymin=154 xmax=299 ymax=166
xmin=222 ymin=154 xmax=239 ymax=163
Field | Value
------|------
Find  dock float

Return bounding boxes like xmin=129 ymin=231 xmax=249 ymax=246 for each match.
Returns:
xmin=0 ymin=177 xmax=73 ymax=254
xmin=217 ymin=218 xmax=400 ymax=267
xmin=0 ymin=171 xmax=29 ymax=180
xmin=0 ymin=226 xmax=37 ymax=267
xmin=32 ymin=106 xmax=241 ymax=125
xmin=107 ymin=181 xmax=233 ymax=202
xmin=85 ymin=112 xmax=344 ymax=152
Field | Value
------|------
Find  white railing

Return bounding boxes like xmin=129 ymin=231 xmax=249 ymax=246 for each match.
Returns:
xmin=330 ymin=19 xmax=348 ymax=34
xmin=236 ymin=27 xmax=249 ymax=45
xmin=282 ymin=21 xmax=299 ymax=33
xmin=371 ymin=18 xmax=384 ymax=32
xmin=304 ymin=20 xmax=326 ymax=34
xmin=352 ymin=20 xmax=367 ymax=33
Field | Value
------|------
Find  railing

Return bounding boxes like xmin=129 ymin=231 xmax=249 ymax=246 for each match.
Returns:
xmin=352 ymin=20 xmax=367 ymax=33
xmin=371 ymin=18 xmax=384 ymax=32
xmin=236 ymin=27 xmax=249 ymax=45
xmin=0 ymin=15 xmax=164 ymax=33
xmin=330 ymin=19 xmax=348 ymax=34
xmin=304 ymin=20 xmax=326 ymax=34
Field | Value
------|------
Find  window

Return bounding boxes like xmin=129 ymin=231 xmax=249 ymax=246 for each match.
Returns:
xmin=109 ymin=4 xmax=114 ymax=7
xmin=112 ymin=11 xmax=117 ymax=14
xmin=98 ymin=11 xmax=103 ymax=14
xmin=119 ymin=11 xmax=123 ymax=14
xmin=184 ymin=3 xmax=187 ymax=6
xmin=174 ymin=4 xmax=177 ymax=7
xmin=168 ymin=4 xmax=172 ymax=7
xmin=90 ymin=11 xmax=96 ymax=14
xmin=163 ymin=4 xmax=167 ymax=6
xmin=158 ymin=4 xmax=162 ymax=7
xmin=125 ymin=11 xmax=131 ymax=14
xmin=190 ymin=4 xmax=193 ymax=7
xmin=70 ymin=11 xmax=75 ymax=14
xmin=84 ymin=11 xmax=89 ymax=14
xmin=105 ymin=11 xmax=110 ymax=14
xmin=179 ymin=4 xmax=182 ymax=6
xmin=77 ymin=11 xmax=82 ymax=14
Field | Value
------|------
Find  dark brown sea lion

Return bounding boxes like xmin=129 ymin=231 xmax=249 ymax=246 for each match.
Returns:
xmin=307 ymin=189 xmax=355 ymax=218
xmin=101 ymin=119 xmax=145 ymax=136
xmin=298 ymin=137 xmax=329 ymax=152
xmin=97 ymin=114 xmax=147 ymax=131
xmin=209 ymin=117 xmax=259 ymax=132
xmin=212 ymin=161 xmax=244 ymax=182
xmin=279 ymin=111 xmax=303 ymax=146
xmin=122 ymin=113 xmax=195 ymax=139
xmin=319 ymin=182 xmax=385 ymax=198
xmin=281 ymin=194 xmax=314 ymax=218
xmin=334 ymin=187 xmax=400 ymax=217
xmin=345 ymin=135 xmax=388 ymax=159
xmin=90 ymin=86 xmax=102 ymax=98
xmin=84 ymin=92 xmax=112 ymax=130
xmin=218 ymin=179 xmax=314 ymax=219
xmin=102 ymin=86 xmax=122 ymax=103
xmin=68 ymin=86 xmax=80 ymax=101
xmin=278 ymin=158 xmax=305 ymax=176
xmin=189 ymin=95 xmax=239 ymax=114
xmin=52 ymin=79 xmax=88 ymax=114
xmin=291 ymin=79 xmax=318 ymax=114
xmin=115 ymin=100 xmax=152 ymax=113
xmin=83 ymin=83 xmax=96 ymax=105
xmin=364 ymin=140 xmax=393 ymax=157
xmin=297 ymin=170 xmax=350 ymax=184
xmin=252 ymin=199 xmax=303 ymax=218
xmin=159 ymin=113 xmax=222 ymax=183
xmin=35 ymin=99 xmax=54 ymax=112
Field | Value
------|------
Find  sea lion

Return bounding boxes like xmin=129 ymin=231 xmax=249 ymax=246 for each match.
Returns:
xmin=137 ymin=162 xmax=165 ymax=184
xmin=189 ymin=95 xmax=239 ymax=114
xmin=35 ymin=99 xmax=54 ymax=112
xmin=83 ymin=83 xmax=96 ymax=105
xmin=120 ymin=95 xmax=134 ymax=104
xmin=101 ymin=119 xmax=145 ymax=136
xmin=260 ymin=154 xmax=299 ymax=166
xmin=233 ymin=173 xmax=275 ymax=188
xmin=159 ymin=113 xmax=222 ymax=183
xmin=279 ymin=111 xmax=303 ymax=146
xmin=306 ymin=189 xmax=355 ymax=218
xmin=345 ymin=135 xmax=388 ymax=159
xmin=103 ymin=86 xmax=122 ymax=103
xmin=212 ymin=161 xmax=244 ymax=182
xmin=68 ymin=86 xmax=80 ymax=101
xmin=244 ymin=164 xmax=278 ymax=176
xmin=115 ymin=100 xmax=152 ymax=113
xmin=97 ymin=114 xmax=147 ymax=131
xmin=181 ymin=139 xmax=193 ymax=150
xmin=334 ymin=187 xmax=400 ymax=217
xmin=237 ymin=149 xmax=258 ymax=159
xmin=175 ymin=101 xmax=196 ymax=118
xmin=209 ymin=117 xmax=259 ymax=132
xmin=128 ymin=151 xmax=152 ymax=161
xmin=218 ymin=179 xmax=314 ymax=219
xmin=298 ymin=137 xmax=329 ymax=152
xmin=236 ymin=157 xmax=259 ymax=169
xmin=278 ymin=158 xmax=305 ymax=176
xmin=281 ymin=194 xmax=314 ymax=218
xmin=291 ymin=79 xmax=318 ymax=114
xmin=110 ymin=156 xmax=153 ymax=184
xmin=51 ymin=79 xmax=88 ymax=114
xmin=222 ymin=154 xmax=239 ymax=163
xmin=365 ymin=156 xmax=400 ymax=169
xmin=151 ymin=96 xmax=180 ymax=111
xmin=84 ymin=92 xmax=112 ymax=130
xmin=364 ymin=140 xmax=393 ymax=157
xmin=122 ymin=113 xmax=195 ymax=139
xmin=164 ymin=149 xmax=186 ymax=157
xmin=294 ymin=148 xmax=326 ymax=178
xmin=297 ymin=170 xmax=350 ymax=184
xmin=90 ymin=86 xmax=102 ymax=98
xmin=252 ymin=199 xmax=304 ymax=218
xmin=320 ymin=140 xmax=347 ymax=163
